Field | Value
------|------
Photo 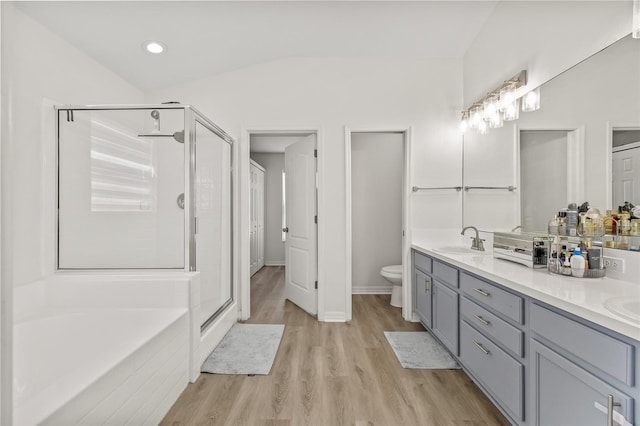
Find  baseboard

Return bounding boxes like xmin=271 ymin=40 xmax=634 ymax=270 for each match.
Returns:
xmin=352 ymin=285 xmax=393 ymax=295
xmin=322 ymin=311 xmax=347 ymax=322
xmin=264 ymin=261 xmax=285 ymax=266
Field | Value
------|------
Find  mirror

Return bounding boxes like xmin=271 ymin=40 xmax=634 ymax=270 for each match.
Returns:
xmin=463 ymin=35 xmax=640 ymax=252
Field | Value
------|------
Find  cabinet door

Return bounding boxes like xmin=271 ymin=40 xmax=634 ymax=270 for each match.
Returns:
xmin=531 ymin=340 xmax=633 ymax=426
xmin=414 ymin=269 xmax=432 ymax=328
xmin=432 ymin=280 xmax=459 ymax=355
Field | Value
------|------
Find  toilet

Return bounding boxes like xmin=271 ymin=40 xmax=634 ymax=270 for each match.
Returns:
xmin=380 ymin=265 xmax=403 ymax=308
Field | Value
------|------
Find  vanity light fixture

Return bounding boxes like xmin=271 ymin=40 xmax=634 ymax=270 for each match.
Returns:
xmin=459 ymin=111 xmax=469 ymax=133
xmin=633 ymin=0 xmax=640 ymax=38
xmin=478 ymin=119 xmax=489 ymax=135
xmin=460 ymin=70 xmax=536 ymax=134
xmin=522 ymin=87 xmax=541 ymax=112
xmin=489 ymin=110 xmax=504 ymax=128
xmin=470 ymin=104 xmax=484 ymax=129
xmin=143 ymin=40 xmax=167 ymax=54
xmin=483 ymin=93 xmax=500 ymax=119
xmin=503 ymin=98 xmax=520 ymax=121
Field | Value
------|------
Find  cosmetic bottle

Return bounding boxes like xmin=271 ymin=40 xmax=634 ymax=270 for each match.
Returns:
xmin=570 ymin=248 xmax=586 ymax=278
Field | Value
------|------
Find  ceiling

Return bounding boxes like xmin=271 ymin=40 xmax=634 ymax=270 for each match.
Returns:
xmin=15 ymin=1 xmax=498 ymax=92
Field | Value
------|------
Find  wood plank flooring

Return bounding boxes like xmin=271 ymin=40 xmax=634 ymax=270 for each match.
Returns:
xmin=161 ymin=266 xmax=510 ymax=426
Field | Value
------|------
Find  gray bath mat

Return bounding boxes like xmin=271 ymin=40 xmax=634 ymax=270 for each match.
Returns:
xmin=202 ymin=323 xmax=285 ymax=375
xmin=384 ymin=331 xmax=460 ymax=369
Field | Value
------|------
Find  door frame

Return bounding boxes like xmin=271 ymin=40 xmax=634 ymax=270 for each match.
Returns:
xmin=345 ymin=127 xmax=413 ymax=321
xmin=239 ymin=126 xmax=324 ymax=321
xmin=515 ymin=125 xmax=585 ymax=229
xmin=606 ymin=123 xmax=640 ymax=211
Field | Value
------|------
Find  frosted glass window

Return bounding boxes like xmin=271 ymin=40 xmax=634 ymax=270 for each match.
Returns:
xmin=89 ymin=116 xmax=156 ymax=212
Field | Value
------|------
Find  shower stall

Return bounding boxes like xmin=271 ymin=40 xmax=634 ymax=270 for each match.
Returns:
xmin=55 ymin=104 xmax=234 ymax=330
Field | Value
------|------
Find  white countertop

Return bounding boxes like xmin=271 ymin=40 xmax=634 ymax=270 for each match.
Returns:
xmin=411 ymin=230 xmax=640 ymax=341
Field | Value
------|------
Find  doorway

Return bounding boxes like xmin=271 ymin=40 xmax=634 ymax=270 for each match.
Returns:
xmin=611 ymin=128 xmax=640 ymax=209
xmin=241 ymin=129 xmax=321 ymax=320
xmin=345 ymin=128 xmax=412 ymax=321
xmin=518 ymin=128 xmax=584 ymax=232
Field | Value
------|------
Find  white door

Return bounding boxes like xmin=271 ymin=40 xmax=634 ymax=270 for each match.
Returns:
xmin=284 ymin=136 xmax=317 ymax=315
xmin=613 ymin=144 xmax=640 ymax=208
xmin=249 ymin=161 xmax=264 ymax=276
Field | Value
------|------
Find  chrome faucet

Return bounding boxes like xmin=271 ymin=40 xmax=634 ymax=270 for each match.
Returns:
xmin=511 ymin=225 xmax=522 ymax=232
xmin=461 ymin=226 xmax=485 ymax=251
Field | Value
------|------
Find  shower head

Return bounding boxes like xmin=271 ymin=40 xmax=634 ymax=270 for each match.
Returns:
xmin=150 ymin=110 xmax=160 ymax=119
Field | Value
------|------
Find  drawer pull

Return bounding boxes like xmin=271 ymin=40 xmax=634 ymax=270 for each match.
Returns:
xmin=473 ymin=340 xmax=491 ymax=355
xmin=473 ymin=341 xmax=490 ymax=355
xmin=474 ymin=314 xmax=491 ymax=326
xmin=473 ymin=288 xmax=491 ymax=297
xmin=607 ymin=394 xmax=622 ymax=426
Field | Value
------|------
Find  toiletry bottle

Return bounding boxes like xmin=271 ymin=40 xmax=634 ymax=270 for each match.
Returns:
xmin=587 ymin=247 xmax=602 ymax=270
xmin=562 ymin=251 xmax=572 ymax=276
xmin=567 ymin=204 xmax=578 ymax=237
xmin=548 ymin=215 xmax=559 ymax=235
xmin=570 ymin=248 xmax=586 ymax=278
xmin=557 ymin=211 xmax=567 ymax=235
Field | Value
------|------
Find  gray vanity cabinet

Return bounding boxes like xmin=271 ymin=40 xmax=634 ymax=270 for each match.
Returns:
xmin=432 ymin=280 xmax=459 ymax=355
xmin=413 ymin=251 xmax=433 ymax=327
xmin=413 ymin=250 xmax=458 ymax=355
xmin=414 ymin=268 xmax=432 ymax=328
xmin=531 ymin=340 xmax=633 ymax=426
xmin=411 ymin=248 xmax=638 ymax=426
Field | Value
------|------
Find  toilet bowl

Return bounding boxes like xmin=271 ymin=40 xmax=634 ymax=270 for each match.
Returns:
xmin=380 ymin=265 xmax=403 ymax=308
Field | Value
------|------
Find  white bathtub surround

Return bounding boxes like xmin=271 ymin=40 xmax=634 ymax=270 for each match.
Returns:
xmin=14 ymin=308 xmax=188 ymax=426
xmin=12 ymin=272 xmax=235 ymax=425
xmin=412 ymin=230 xmax=640 ymax=340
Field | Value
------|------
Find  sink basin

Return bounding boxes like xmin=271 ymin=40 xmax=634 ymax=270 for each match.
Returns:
xmin=432 ymin=245 xmax=490 ymax=255
xmin=604 ymin=297 xmax=640 ymax=324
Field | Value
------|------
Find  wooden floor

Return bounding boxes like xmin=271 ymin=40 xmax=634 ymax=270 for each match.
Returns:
xmin=161 ymin=266 xmax=510 ymax=426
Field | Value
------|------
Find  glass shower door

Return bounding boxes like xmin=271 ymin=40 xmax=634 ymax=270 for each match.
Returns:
xmin=58 ymin=108 xmax=185 ymax=269
xmin=193 ymin=119 xmax=232 ymax=329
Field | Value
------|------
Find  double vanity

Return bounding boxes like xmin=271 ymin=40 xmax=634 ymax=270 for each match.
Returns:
xmin=412 ymin=235 xmax=639 ymax=426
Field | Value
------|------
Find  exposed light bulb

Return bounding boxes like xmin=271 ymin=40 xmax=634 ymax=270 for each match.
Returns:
xmin=460 ymin=119 xmax=469 ymax=133
xmin=489 ymin=111 xmax=503 ymax=129
xmin=522 ymin=87 xmax=541 ymax=112
xmin=478 ymin=120 xmax=488 ymax=135
xmin=470 ymin=106 xmax=484 ymax=129
xmin=503 ymin=99 xmax=520 ymax=121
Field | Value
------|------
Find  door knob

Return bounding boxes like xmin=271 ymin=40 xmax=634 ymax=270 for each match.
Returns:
xmin=282 ymin=227 xmax=289 ymax=233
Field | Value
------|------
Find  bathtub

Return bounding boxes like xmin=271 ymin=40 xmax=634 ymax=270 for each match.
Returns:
xmin=13 ymin=274 xmax=195 ymax=425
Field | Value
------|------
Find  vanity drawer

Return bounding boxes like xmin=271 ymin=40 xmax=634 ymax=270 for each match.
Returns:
xmin=530 ymin=304 xmax=634 ymax=385
xmin=460 ymin=321 xmax=524 ymax=421
xmin=413 ymin=251 xmax=432 ymax=274
xmin=461 ymin=297 xmax=523 ymax=357
xmin=433 ymin=260 xmax=458 ymax=288
xmin=460 ymin=273 xmax=523 ymax=324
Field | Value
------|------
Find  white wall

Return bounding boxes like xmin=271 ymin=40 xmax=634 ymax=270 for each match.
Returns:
xmin=250 ymin=153 xmax=285 ymax=265
xmin=463 ymin=1 xmax=632 ymax=105
xmin=351 ymin=132 xmax=403 ymax=293
xmin=147 ymin=57 xmax=463 ymax=319
xmin=1 ymin=3 xmax=145 ymax=287
xmin=463 ymin=35 xmax=640 ymax=232
xmin=1 ymin=4 xmax=145 ymax=421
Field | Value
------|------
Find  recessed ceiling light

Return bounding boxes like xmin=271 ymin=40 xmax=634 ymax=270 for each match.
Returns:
xmin=143 ymin=41 xmax=167 ymax=54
